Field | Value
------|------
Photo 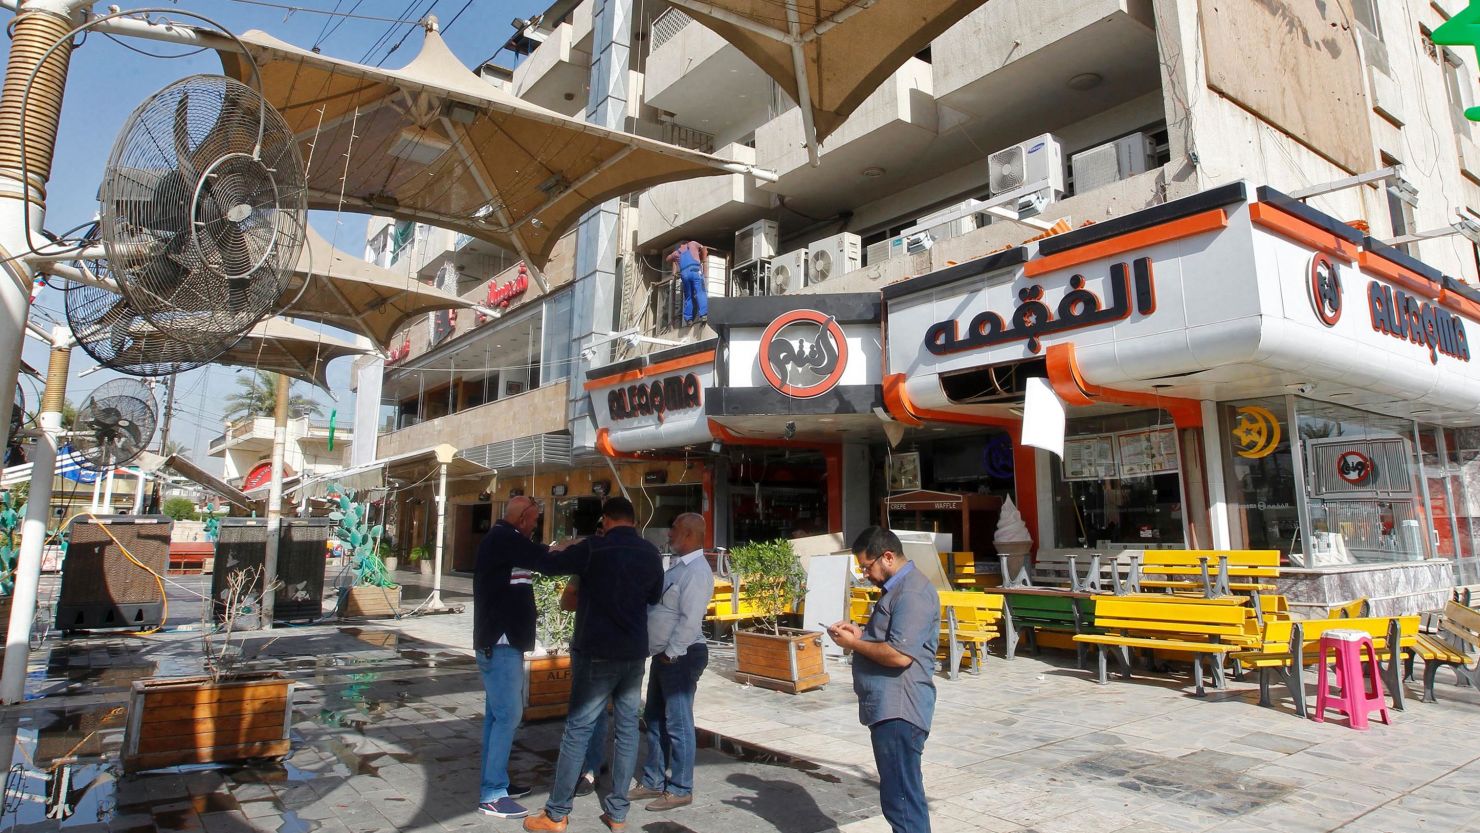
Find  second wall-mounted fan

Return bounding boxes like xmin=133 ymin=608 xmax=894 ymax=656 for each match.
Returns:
xmin=98 ymin=74 xmax=307 ymax=347
xmin=72 ymin=379 xmax=157 ymax=471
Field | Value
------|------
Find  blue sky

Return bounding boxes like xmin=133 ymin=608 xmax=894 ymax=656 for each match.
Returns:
xmin=14 ymin=0 xmax=538 ymax=472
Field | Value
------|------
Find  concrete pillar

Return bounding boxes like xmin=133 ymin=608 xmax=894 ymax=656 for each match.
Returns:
xmin=567 ymin=0 xmax=632 ymax=453
xmin=841 ymin=442 xmax=872 ymax=543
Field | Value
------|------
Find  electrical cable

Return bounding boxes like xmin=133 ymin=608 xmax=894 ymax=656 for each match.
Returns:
xmin=223 ymin=0 xmax=426 ymax=25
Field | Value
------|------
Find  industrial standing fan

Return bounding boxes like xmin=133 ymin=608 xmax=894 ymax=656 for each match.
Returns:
xmin=71 ymin=378 xmax=157 ymax=472
xmin=98 ymin=74 xmax=307 ymax=345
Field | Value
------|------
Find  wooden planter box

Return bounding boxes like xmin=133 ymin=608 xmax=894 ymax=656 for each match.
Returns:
xmin=123 ymin=672 xmax=293 ymax=773
xmin=524 ymin=652 xmax=573 ymax=720
xmin=343 ymin=585 xmax=401 ymax=618
xmin=735 ymin=628 xmax=829 ymax=694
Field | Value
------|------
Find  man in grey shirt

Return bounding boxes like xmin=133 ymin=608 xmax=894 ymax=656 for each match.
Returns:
xmin=629 ymin=513 xmax=714 ymax=812
xmin=828 ymin=526 xmax=939 ymax=833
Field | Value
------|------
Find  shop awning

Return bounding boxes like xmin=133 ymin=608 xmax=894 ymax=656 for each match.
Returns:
xmin=665 ymin=0 xmax=987 ymax=161
xmin=279 ymin=225 xmax=475 ymax=350
xmin=290 ymin=444 xmax=493 ymax=501
xmin=161 ymin=454 xmax=256 ymax=511
xmin=214 ymin=318 xmax=367 ymax=390
xmin=218 ymin=23 xmax=775 ymax=272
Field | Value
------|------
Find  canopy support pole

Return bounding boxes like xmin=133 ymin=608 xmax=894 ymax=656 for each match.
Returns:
xmin=429 ymin=445 xmax=453 ymax=612
xmin=1 ymin=325 xmax=71 ymax=704
xmin=785 ymin=1 xmax=820 ymax=167
xmin=262 ymin=373 xmax=290 ymax=628
xmin=132 ymin=469 xmax=146 ymax=514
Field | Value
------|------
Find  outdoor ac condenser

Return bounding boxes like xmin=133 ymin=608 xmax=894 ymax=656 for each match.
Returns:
xmin=807 ymin=232 xmax=862 ymax=283
xmin=987 ymin=133 xmax=1065 ymax=200
xmin=1070 ymin=132 xmax=1154 ymax=195
xmin=771 ymin=248 xmax=808 ymax=294
xmin=734 ymin=219 xmax=779 ymax=263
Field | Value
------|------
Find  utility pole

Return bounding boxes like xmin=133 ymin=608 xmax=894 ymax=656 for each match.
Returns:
xmin=149 ymin=375 xmax=175 ymax=514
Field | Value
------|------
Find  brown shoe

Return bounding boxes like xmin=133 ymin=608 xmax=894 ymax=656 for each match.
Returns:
xmin=599 ymin=813 xmax=626 ymax=831
xmin=645 ymin=793 xmax=694 ymax=811
xmin=626 ymin=784 xmax=664 ymax=801
xmin=522 ymin=810 xmax=568 ymax=832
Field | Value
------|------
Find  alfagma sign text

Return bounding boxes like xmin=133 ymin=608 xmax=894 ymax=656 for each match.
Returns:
xmin=1367 ymin=282 xmax=1470 ymax=364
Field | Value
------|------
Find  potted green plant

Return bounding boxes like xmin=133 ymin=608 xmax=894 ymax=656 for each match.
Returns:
xmin=407 ymin=545 xmax=432 ymax=576
xmin=525 ymin=575 xmax=576 ymax=720
xmin=329 ymin=487 xmax=400 ymax=618
xmin=123 ymin=566 xmax=294 ymax=773
xmin=728 ymin=538 xmax=829 ymax=694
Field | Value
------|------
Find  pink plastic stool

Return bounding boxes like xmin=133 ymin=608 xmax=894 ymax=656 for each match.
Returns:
xmin=1313 ymin=629 xmax=1391 ymax=730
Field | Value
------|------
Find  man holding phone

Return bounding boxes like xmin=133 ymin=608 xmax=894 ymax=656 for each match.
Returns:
xmin=827 ymin=527 xmax=939 ymax=833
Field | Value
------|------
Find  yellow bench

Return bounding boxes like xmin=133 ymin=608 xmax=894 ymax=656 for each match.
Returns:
xmin=1234 ymin=615 xmax=1418 ymax=717
xmin=938 ymin=591 xmax=1005 ymax=680
xmin=1074 ymin=596 xmax=1258 ymax=695
xmin=706 ymin=580 xmax=765 ymax=623
xmin=1409 ymin=600 xmax=1480 ymax=702
xmin=1132 ymin=549 xmax=1281 ymax=596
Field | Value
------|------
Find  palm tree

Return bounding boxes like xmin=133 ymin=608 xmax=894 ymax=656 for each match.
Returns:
xmin=161 ymin=440 xmax=188 ymax=458
xmin=223 ymin=371 xmax=323 ymax=423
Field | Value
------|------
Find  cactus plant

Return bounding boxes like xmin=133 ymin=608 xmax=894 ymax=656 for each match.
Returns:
xmin=1 ymin=491 xmax=21 ymax=596
xmin=327 ymin=485 xmax=395 ymax=589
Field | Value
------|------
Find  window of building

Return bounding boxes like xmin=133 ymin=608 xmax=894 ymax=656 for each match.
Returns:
xmin=1443 ymin=47 xmax=1474 ymax=135
xmin=1221 ymin=397 xmax=1302 ymax=562
xmin=1292 ymin=399 xmax=1429 ymax=565
xmin=541 ymin=290 xmax=574 ymax=382
xmin=1050 ymin=410 xmax=1185 ymax=549
xmin=1351 ymin=0 xmax=1381 ymax=38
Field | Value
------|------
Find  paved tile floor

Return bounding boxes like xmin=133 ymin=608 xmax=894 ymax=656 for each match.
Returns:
xmin=2 ymin=574 xmax=1479 ymax=832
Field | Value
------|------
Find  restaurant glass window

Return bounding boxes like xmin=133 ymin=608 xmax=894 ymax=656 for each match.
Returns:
xmin=729 ymin=448 xmax=828 ymax=546
xmin=1293 ymin=399 xmax=1428 ymax=565
xmin=1050 ymin=410 xmax=1184 ymax=549
xmin=1221 ymin=397 xmax=1301 ymax=562
xmin=1433 ymin=428 xmax=1480 ymax=584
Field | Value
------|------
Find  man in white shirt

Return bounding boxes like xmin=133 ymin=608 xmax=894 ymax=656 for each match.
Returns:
xmin=628 ymin=513 xmax=714 ymax=812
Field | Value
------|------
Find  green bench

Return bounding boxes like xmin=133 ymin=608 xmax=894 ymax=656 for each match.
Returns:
xmin=997 ymin=588 xmax=1096 ymax=666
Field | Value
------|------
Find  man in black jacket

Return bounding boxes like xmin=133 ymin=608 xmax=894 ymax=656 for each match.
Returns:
xmin=524 ymin=497 xmax=664 ymax=833
xmin=473 ymin=495 xmax=546 ymax=819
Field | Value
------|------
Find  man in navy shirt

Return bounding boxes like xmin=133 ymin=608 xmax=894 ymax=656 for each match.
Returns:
xmin=525 ymin=497 xmax=664 ymax=833
xmin=472 ymin=496 xmax=546 ymax=819
xmin=828 ymin=527 xmax=940 ymax=833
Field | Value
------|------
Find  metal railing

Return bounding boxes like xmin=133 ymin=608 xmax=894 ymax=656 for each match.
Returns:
xmin=661 ymin=121 xmax=715 ymax=154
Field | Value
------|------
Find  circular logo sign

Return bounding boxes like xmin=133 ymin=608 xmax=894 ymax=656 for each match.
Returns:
xmin=1231 ymin=406 xmax=1281 ymax=459
xmin=1309 ymin=253 xmax=1342 ymax=327
xmin=1337 ymin=450 xmax=1374 ymax=485
xmin=759 ymin=310 xmax=849 ymax=398
xmin=241 ymin=461 xmax=292 ymax=491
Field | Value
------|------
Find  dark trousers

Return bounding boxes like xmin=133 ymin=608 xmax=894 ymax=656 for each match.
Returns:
xmin=640 ymin=643 xmax=708 ymax=796
xmin=869 ymin=718 xmax=930 ymax=833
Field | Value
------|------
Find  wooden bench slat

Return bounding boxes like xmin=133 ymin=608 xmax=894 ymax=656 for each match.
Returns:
xmin=1074 ymin=634 xmax=1231 ymax=653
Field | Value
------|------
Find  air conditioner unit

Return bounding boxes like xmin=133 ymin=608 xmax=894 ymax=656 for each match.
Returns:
xmin=771 ymin=249 xmax=808 ymax=294
xmin=903 ymin=199 xmax=983 ymax=241
xmin=987 ymin=133 xmax=1065 ymax=199
xmin=865 ymin=237 xmax=897 ymax=266
xmin=734 ymin=219 xmax=779 ymax=263
xmin=1071 ymin=132 xmax=1155 ymax=195
xmin=730 ymin=258 xmax=772 ymax=297
xmin=807 ymin=233 xmax=861 ymax=284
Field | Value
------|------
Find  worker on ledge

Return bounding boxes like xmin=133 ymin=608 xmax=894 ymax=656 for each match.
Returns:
xmin=666 ymin=240 xmax=709 ymax=327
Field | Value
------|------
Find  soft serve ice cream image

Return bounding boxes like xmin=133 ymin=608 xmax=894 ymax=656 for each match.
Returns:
xmin=993 ymin=497 xmax=1033 ymax=556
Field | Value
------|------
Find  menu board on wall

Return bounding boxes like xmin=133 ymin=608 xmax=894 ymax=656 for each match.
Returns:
xmin=1062 ymin=435 xmax=1117 ymax=481
xmin=1116 ymin=427 xmax=1179 ymax=477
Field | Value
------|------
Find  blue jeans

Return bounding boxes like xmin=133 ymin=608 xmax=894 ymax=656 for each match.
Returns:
xmin=640 ymin=644 xmax=707 ymax=796
xmin=869 ymin=719 xmax=930 ymax=833
xmin=544 ymin=653 xmax=646 ymax=822
xmin=681 ymin=267 xmax=708 ymax=322
xmin=583 ymin=705 xmax=609 ymax=776
xmin=476 ymin=646 xmax=526 ymax=803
